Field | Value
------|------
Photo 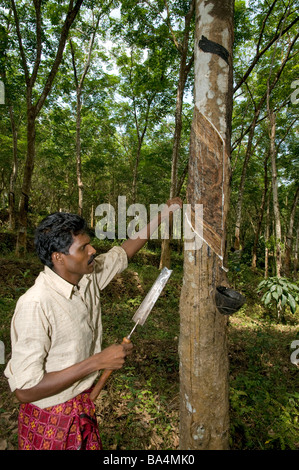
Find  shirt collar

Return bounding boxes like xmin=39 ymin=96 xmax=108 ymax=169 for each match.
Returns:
xmin=43 ymin=266 xmax=80 ymax=299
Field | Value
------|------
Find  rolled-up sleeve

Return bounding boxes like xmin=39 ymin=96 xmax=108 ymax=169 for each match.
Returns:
xmin=5 ymin=301 xmax=51 ymax=392
xmin=92 ymin=246 xmax=128 ymax=291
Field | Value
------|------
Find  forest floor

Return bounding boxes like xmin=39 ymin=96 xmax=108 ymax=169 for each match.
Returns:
xmin=0 ymin=239 xmax=298 ymax=451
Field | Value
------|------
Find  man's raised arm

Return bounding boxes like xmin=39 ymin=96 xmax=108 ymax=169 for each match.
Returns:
xmin=121 ymin=197 xmax=182 ymax=259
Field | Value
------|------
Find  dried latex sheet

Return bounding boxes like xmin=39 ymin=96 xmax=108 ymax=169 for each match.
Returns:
xmin=187 ymin=109 xmax=228 ymax=270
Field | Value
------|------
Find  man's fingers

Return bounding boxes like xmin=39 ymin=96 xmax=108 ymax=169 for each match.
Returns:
xmin=123 ymin=342 xmax=133 ymax=355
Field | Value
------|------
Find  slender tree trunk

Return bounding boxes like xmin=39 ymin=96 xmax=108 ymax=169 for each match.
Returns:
xmin=265 ymin=14 xmax=298 ymax=276
xmin=8 ymin=106 xmax=18 ymax=231
xmin=70 ymin=13 xmax=101 ymax=217
xmin=132 ymin=140 xmax=142 ymax=205
xmin=159 ymin=74 xmax=187 ymax=269
xmin=76 ymin=89 xmax=84 ymax=216
xmin=294 ymin=226 xmax=299 ymax=280
xmin=159 ymin=1 xmax=195 ymax=269
xmin=252 ymin=152 xmax=269 ymax=268
xmin=285 ymin=186 xmax=299 ymax=277
xmin=179 ymin=0 xmax=234 ymax=450
xmin=16 ymin=107 xmax=35 ymax=255
xmin=90 ymin=204 xmax=94 ymax=228
xmin=234 ymin=110 xmax=260 ymax=250
xmin=264 ymin=192 xmax=270 ymax=278
xmin=131 ymin=95 xmax=153 ymax=205
xmin=268 ymin=109 xmax=282 ymax=277
xmin=233 ymin=21 xmax=298 ymax=252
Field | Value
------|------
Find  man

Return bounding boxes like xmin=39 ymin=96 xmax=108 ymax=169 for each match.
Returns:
xmin=5 ymin=198 xmax=181 ymax=450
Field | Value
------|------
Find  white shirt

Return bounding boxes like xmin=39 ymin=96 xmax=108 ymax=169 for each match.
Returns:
xmin=4 ymin=246 xmax=128 ymax=409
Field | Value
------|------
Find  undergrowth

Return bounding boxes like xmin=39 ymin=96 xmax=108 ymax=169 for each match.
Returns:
xmin=0 ymin=242 xmax=298 ymax=450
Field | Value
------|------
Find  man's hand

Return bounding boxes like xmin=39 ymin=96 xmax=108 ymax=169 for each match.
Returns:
xmin=15 ymin=342 xmax=133 ymax=404
xmin=95 ymin=343 xmax=133 ymax=370
xmin=121 ymin=197 xmax=183 ymax=259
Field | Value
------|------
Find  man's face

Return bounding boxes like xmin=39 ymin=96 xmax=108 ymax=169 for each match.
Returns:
xmin=60 ymin=232 xmax=97 ymax=279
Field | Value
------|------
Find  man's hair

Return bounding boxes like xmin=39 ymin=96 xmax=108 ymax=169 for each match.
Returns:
xmin=34 ymin=212 xmax=88 ymax=268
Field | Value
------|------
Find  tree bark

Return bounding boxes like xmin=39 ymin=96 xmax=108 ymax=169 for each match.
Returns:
xmin=16 ymin=107 xmax=35 ymax=255
xmin=8 ymin=106 xmax=18 ymax=231
xmin=76 ymin=89 xmax=84 ymax=217
xmin=131 ymin=136 xmax=142 ymax=206
xmin=251 ymin=152 xmax=269 ymax=268
xmin=234 ymin=108 xmax=260 ymax=250
xmin=131 ymin=94 xmax=153 ymax=205
xmin=179 ymin=0 xmax=234 ymax=450
xmin=264 ymin=192 xmax=270 ymax=278
xmin=264 ymin=9 xmax=298 ymax=277
xmin=268 ymin=108 xmax=282 ymax=277
xmin=69 ymin=12 xmax=100 ymax=217
xmin=294 ymin=226 xmax=299 ymax=280
xmin=285 ymin=186 xmax=299 ymax=277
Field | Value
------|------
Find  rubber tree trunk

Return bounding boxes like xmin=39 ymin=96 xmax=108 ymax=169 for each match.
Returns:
xmin=76 ymin=89 xmax=84 ymax=217
xmin=264 ymin=193 xmax=270 ymax=278
xmin=159 ymin=76 xmax=186 ymax=270
xmin=16 ymin=108 xmax=35 ymax=255
xmin=294 ymin=226 xmax=299 ymax=280
xmin=8 ymin=106 xmax=18 ymax=231
xmin=179 ymin=0 xmax=234 ymax=450
xmin=251 ymin=152 xmax=269 ymax=268
xmin=268 ymin=109 xmax=282 ymax=277
xmin=131 ymin=96 xmax=153 ymax=205
xmin=285 ymin=186 xmax=299 ymax=277
xmin=234 ymin=109 xmax=260 ymax=250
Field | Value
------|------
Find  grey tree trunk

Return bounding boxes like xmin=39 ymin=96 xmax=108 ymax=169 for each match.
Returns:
xmin=268 ymin=108 xmax=282 ymax=277
xmin=285 ymin=187 xmax=299 ymax=277
xmin=179 ymin=0 xmax=234 ymax=450
xmin=8 ymin=106 xmax=18 ymax=231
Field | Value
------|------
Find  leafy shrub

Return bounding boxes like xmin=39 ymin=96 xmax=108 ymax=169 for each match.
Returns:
xmin=257 ymin=277 xmax=299 ymax=321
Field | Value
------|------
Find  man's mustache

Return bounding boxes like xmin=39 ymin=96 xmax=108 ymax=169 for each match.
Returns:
xmin=88 ymin=253 xmax=96 ymax=265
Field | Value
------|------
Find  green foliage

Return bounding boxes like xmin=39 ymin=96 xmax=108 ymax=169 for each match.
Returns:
xmin=234 ymin=0 xmax=252 ymax=46
xmin=1 ymin=0 xmax=299 ymax=452
xmin=229 ymin=305 xmax=299 ymax=450
xmin=230 ymin=386 xmax=299 ymax=450
xmin=265 ymin=393 xmax=299 ymax=450
xmin=1 ymin=247 xmax=299 ymax=450
xmin=257 ymin=277 xmax=299 ymax=319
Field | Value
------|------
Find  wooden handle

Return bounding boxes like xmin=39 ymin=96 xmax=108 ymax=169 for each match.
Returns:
xmin=90 ymin=337 xmax=131 ymax=402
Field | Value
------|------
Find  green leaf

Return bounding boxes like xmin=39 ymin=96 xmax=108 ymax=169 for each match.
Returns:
xmin=281 ymin=294 xmax=287 ymax=307
xmin=276 ymin=285 xmax=283 ymax=297
xmin=258 ymin=280 xmax=267 ymax=287
xmin=288 ymin=293 xmax=297 ymax=314
xmin=272 ymin=291 xmax=279 ymax=301
xmin=264 ymin=291 xmax=272 ymax=306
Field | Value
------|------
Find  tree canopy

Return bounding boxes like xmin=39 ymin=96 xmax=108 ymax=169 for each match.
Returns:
xmin=0 ymin=0 xmax=298 ymax=272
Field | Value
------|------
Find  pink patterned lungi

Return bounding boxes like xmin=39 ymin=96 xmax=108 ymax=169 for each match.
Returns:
xmin=18 ymin=389 xmax=102 ymax=450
